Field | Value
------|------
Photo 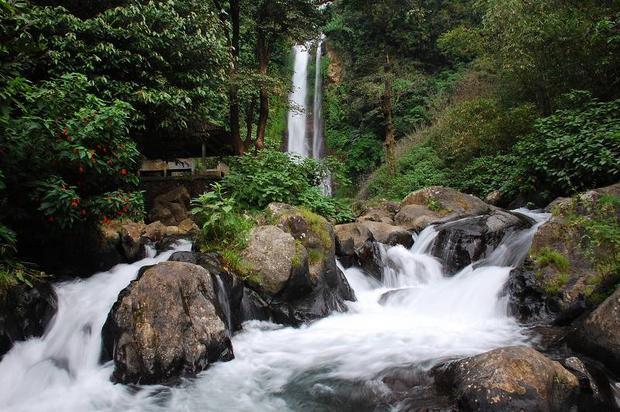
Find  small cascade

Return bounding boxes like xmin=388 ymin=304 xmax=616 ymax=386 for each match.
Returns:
xmin=214 ymin=275 xmax=233 ymax=334
xmin=287 ymin=44 xmax=311 ymax=157
xmin=0 ymin=211 xmax=556 ymax=411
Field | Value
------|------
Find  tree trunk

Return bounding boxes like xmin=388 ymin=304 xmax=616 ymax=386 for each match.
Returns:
xmin=255 ymin=30 xmax=269 ymax=151
xmin=383 ymin=53 xmax=396 ymax=176
xmin=228 ymin=0 xmax=244 ymax=154
xmin=245 ymin=96 xmax=256 ymax=148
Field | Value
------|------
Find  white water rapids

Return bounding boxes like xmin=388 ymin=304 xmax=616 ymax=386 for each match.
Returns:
xmin=0 ymin=210 xmax=549 ymax=411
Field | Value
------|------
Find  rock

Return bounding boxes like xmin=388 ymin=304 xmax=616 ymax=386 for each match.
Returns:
xmin=102 ymin=262 xmax=233 ymax=384
xmin=357 ymin=201 xmax=399 ymax=225
xmin=334 ymin=221 xmax=410 ymax=279
xmin=119 ymin=221 xmax=146 ymax=262
xmin=433 ymin=346 xmax=579 ymax=412
xmin=0 ymin=282 xmax=57 ymax=357
xmin=148 ymin=187 xmax=191 ymax=226
xmin=570 ymin=287 xmax=620 ymax=371
xmin=142 ymin=221 xmax=167 ymax=243
xmin=239 ymin=204 xmax=355 ymax=326
xmin=334 ymin=222 xmax=373 ymax=262
xmin=561 ymin=357 xmax=603 ymax=405
xmin=505 ymin=260 xmax=553 ymax=323
xmin=394 ymin=186 xmax=491 ymax=232
xmin=430 ymin=210 xmax=533 ymax=275
xmin=242 ymin=225 xmax=299 ymax=296
xmin=485 ymin=190 xmax=503 ymax=206
xmin=510 ymin=183 xmax=620 ymax=323
xmin=356 ymin=240 xmax=385 ymax=281
xmin=178 ymin=218 xmax=199 ymax=235
xmin=363 ymin=221 xmax=413 ymax=248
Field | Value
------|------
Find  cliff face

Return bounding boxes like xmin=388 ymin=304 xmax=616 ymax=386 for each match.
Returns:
xmin=325 ymin=41 xmax=343 ymax=85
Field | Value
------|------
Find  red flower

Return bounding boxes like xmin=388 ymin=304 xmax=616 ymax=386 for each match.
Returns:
xmin=120 ymin=168 xmax=127 ymax=176
xmin=80 ymin=209 xmax=87 ymax=216
xmin=78 ymin=165 xmax=85 ymax=174
xmin=47 ymin=216 xmax=55 ymax=222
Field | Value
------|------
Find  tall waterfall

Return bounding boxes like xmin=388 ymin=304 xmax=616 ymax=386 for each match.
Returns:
xmin=286 ymin=44 xmax=310 ymax=157
xmin=312 ymin=37 xmax=324 ymax=159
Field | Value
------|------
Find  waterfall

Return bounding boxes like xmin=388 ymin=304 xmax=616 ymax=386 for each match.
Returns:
xmin=312 ymin=37 xmax=324 ymax=160
xmin=287 ymin=44 xmax=310 ymax=157
xmin=0 ymin=211 xmax=553 ymax=411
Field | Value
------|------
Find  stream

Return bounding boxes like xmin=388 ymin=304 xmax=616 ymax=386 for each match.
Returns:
xmin=0 ymin=211 xmax=550 ymax=411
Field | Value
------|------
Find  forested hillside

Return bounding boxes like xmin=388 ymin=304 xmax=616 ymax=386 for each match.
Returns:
xmin=323 ymin=0 xmax=620 ymax=205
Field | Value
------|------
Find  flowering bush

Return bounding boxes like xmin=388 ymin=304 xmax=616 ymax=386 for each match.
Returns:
xmin=0 ymin=74 xmax=144 ymax=230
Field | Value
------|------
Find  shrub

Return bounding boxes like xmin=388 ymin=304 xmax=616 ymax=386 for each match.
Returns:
xmin=366 ymin=144 xmax=449 ymax=201
xmin=0 ymin=74 xmax=144 ymax=230
xmin=512 ymin=96 xmax=620 ymax=198
xmin=221 ymin=149 xmax=354 ymax=222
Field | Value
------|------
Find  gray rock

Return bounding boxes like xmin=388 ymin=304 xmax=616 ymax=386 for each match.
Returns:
xmin=433 ymin=346 xmax=579 ymax=412
xmin=102 ymin=262 xmax=233 ymax=384
xmin=394 ymin=186 xmax=491 ymax=231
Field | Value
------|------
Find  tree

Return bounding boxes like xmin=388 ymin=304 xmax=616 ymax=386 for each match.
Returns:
xmin=22 ymin=0 xmax=230 ymax=151
xmin=250 ymin=0 xmax=322 ymax=150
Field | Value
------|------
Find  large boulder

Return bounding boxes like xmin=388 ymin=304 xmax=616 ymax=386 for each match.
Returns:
xmin=394 ymin=186 xmax=491 ymax=232
xmin=507 ymin=183 xmax=620 ymax=324
xmin=102 ymin=262 xmax=233 ymax=384
xmin=569 ymin=287 xmax=620 ymax=371
xmin=430 ymin=210 xmax=534 ymax=275
xmin=242 ymin=225 xmax=302 ymax=296
xmin=148 ymin=186 xmax=191 ymax=226
xmin=0 ymin=282 xmax=57 ymax=357
xmin=239 ymin=204 xmax=355 ymax=326
xmin=433 ymin=346 xmax=579 ymax=412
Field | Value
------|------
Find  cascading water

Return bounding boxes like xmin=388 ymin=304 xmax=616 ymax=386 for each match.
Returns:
xmin=0 ymin=211 xmax=552 ymax=411
xmin=312 ymin=37 xmax=324 ymax=160
xmin=287 ymin=44 xmax=311 ymax=157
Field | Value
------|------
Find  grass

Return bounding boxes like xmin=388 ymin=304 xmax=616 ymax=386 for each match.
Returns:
xmin=534 ymin=247 xmax=570 ymax=272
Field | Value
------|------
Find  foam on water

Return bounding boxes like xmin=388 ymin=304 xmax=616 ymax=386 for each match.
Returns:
xmin=0 ymin=212 xmax=550 ymax=411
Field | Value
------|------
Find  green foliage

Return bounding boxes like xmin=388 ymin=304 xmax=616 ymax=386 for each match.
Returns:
xmin=428 ymin=97 xmax=537 ymax=166
xmin=17 ymin=0 xmax=229 ymax=139
xmin=534 ymin=248 xmax=570 ymax=273
xmin=191 ymin=183 xmax=254 ymax=252
xmin=512 ymin=97 xmax=620 ymax=198
xmin=561 ymin=194 xmax=620 ymax=304
xmin=1 ymin=73 xmax=143 ymax=230
xmin=482 ymin=0 xmax=620 ymax=112
xmin=221 ymin=149 xmax=354 ymax=222
xmin=366 ymin=144 xmax=450 ymax=201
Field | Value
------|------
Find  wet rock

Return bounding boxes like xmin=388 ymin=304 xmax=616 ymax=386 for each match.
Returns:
xmin=242 ymin=225 xmax=299 ymax=296
xmin=240 ymin=204 xmax=355 ymax=326
xmin=569 ymin=287 xmax=620 ymax=371
xmin=363 ymin=221 xmax=413 ymax=248
xmin=148 ymin=186 xmax=191 ymax=226
xmin=119 ymin=221 xmax=146 ymax=262
xmin=562 ymin=357 xmax=603 ymax=404
xmin=431 ymin=210 xmax=533 ymax=275
xmin=433 ymin=346 xmax=579 ymax=412
xmin=102 ymin=261 xmax=233 ymax=384
xmin=394 ymin=186 xmax=491 ymax=232
xmin=512 ymin=183 xmax=620 ymax=323
xmin=506 ymin=260 xmax=553 ymax=323
xmin=0 ymin=282 xmax=58 ymax=357
xmin=356 ymin=240 xmax=385 ymax=281
xmin=334 ymin=222 xmax=373 ymax=260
